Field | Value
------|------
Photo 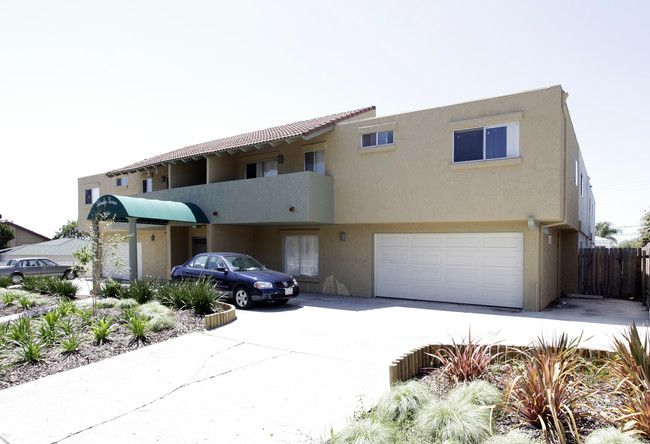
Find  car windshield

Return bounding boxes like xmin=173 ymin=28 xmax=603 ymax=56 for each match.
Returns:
xmin=223 ymin=255 xmax=265 ymax=271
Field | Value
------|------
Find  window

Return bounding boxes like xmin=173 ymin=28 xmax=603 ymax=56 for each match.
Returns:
xmin=580 ymin=174 xmax=584 ymax=197
xmin=305 ymin=150 xmax=325 ymax=174
xmin=453 ymin=121 xmax=519 ymax=163
xmin=246 ymin=158 xmax=278 ymax=179
xmin=574 ymin=158 xmax=579 ymax=186
xmin=115 ymin=177 xmax=128 ymax=187
xmin=361 ymin=130 xmax=393 ymax=148
xmin=142 ymin=178 xmax=152 ymax=193
xmin=283 ymin=235 xmax=318 ymax=278
xmin=84 ymin=187 xmax=99 ymax=205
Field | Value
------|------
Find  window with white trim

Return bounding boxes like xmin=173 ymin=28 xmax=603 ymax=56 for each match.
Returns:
xmin=245 ymin=158 xmax=278 ymax=179
xmin=361 ymin=130 xmax=393 ymax=148
xmin=304 ymin=150 xmax=324 ymax=174
xmin=84 ymin=187 xmax=99 ymax=205
xmin=116 ymin=177 xmax=128 ymax=187
xmin=283 ymin=235 xmax=318 ymax=278
xmin=453 ymin=121 xmax=519 ymax=163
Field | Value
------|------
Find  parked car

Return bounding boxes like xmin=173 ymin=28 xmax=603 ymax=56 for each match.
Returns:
xmin=0 ymin=257 xmax=77 ymax=284
xmin=171 ymin=253 xmax=299 ymax=309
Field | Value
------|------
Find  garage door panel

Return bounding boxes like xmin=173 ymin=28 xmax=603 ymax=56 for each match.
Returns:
xmin=375 ymin=232 xmax=523 ymax=308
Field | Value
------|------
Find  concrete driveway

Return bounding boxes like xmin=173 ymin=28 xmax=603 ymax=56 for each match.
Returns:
xmin=0 ymin=293 xmax=648 ymax=443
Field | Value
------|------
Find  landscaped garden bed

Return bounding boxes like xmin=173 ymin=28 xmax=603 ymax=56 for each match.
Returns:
xmin=331 ymin=330 xmax=650 ymax=444
xmin=0 ymin=276 xmax=227 ymax=390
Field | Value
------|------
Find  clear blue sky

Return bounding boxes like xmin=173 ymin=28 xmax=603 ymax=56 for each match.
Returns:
xmin=1 ymin=0 xmax=648 ymax=241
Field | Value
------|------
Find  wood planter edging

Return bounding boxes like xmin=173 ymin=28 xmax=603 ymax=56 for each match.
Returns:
xmin=205 ymin=302 xmax=237 ymax=329
xmin=388 ymin=344 xmax=613 ymax=386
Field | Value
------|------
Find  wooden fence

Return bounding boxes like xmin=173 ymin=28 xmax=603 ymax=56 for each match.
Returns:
xmin=578 ymin=247 xmax=649 ymax=304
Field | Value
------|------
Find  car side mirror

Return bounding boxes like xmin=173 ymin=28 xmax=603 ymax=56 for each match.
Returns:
xmin=216 ymin=267 xmax=228 ymax=274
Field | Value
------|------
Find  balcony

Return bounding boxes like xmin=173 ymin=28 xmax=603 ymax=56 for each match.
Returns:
xmin=139 ymin=172 xmax=333 ymax=225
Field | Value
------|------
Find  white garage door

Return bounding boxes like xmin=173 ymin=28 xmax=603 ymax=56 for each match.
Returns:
xmin=374 ymin=233 xmax=523 ymax=308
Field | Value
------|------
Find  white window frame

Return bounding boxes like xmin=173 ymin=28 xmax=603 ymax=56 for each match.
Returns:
xmin=453 ymin=121 xmax=519 ymax=163
xmin=282 ymin=235 xmax=318 ymax=278
xmin=304 ymin=150 xmax=325 ymax=175
xmin=116 ymin=177 xmax=128 ymax=187
xmin=361 ymin=130 xmax=394 ymax=148
xmin=85 ymin=187 xmax=99 ymax=205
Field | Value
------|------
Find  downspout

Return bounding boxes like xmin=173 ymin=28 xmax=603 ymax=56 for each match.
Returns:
xmin=535 ymin=90 xmax=570 ymax=310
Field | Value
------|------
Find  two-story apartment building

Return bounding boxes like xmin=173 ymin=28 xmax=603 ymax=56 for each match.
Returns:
xmin=78 ymin=85 xmax=595 ymax=311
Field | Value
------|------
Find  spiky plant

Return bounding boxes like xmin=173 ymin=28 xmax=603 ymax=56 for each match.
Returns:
xmin=0 ymin=276 xmax=12 ymax=288
xmin=609 ymin=322 xmax=650 ymax=438
xmin=59 ymin=331 xmax=86 ymax=353
xmin=13 ymin=336 xmax=47 ymax=363
xmin=415 ymin=397 xmax=492 ymax=443
xmin=125 ymin=314 xmax=150 ymax=345
xmin=101 ymin=279 xmax=125 ymax=299
xmin=331 ymin=417 xmax=395 ymax=444
xmin=427 ymin=330 xmax=499 ymax=386
xmin=156 ymin=281 xmax=190 ymax=310
xmin=125 ymin=278 xmax=157 ymax=304
xmin=1 ymin=291 xmax=16 ymax=304
xmin=504 ymin=333 xmax=592 ymax=444
xmin=90 ymin=315 xmax=115 ymax=345
xmin=375 ymin=380 xmax=435 ymax=423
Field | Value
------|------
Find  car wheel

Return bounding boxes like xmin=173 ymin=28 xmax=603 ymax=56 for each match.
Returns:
xmin=64 ymin=270 xmax=76 ymax=280
xmin=10 ymin=274 xmax=23 ymax=284
xmin=233 ymin=287 xmax=253 ymax=309
xmin=273 ymin=299 xmax=289 ymax=305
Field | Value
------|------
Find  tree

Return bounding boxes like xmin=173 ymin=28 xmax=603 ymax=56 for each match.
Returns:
xmin=596 ymin=221 xmax=621 ymax=244
xmin=0 ymin=222 xmax=15 ymax=249
xmin=53 ymin=220 xmax=82 ymax=239
xmin=640 ymin=208 xmax=650 ymax=247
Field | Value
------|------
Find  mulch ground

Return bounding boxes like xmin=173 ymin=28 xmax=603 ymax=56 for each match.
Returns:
xmin=0 ymin=304 xmax=205 ymax=390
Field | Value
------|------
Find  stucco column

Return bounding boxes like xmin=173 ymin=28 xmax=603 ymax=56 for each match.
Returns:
xmin=127 ymin=217 xmax=138 ymax=282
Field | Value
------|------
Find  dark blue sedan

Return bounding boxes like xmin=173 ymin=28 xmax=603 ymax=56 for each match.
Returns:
xmin=170 ymin=253 xmax=299 ymax=309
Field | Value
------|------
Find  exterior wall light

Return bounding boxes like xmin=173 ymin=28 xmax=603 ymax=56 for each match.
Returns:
xmin=212 ymin=211 xmax=218 ymax=216
xmin=278 ymin=154 xmax=284 ymax=164
xmin=289 ymin=206 xmax=295 ymax=212
xmin=340 ymin=232 xmax=346 ymax=242
xmin=150 ymin=234 xmax=155 ymax=241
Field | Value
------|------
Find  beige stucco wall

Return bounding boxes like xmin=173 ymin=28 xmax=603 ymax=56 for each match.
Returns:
xmin=330 ymin=86 xmax=567 ymax=225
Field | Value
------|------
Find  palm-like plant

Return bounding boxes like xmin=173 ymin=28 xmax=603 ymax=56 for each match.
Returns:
xmin=596 ymin=221 xmax=621 ymax=244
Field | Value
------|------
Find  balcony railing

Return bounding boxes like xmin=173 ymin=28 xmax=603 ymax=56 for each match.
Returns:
xmin=138 ymin=172 xmax=333 ymax=225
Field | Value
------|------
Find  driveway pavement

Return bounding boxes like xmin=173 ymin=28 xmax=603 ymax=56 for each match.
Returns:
xmin=0 ymin=292 xmax=648 ymax=443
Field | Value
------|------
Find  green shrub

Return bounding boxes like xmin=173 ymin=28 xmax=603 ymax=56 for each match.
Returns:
xmin=187 ymin=277 xmax=223 ymax=315
xmin=1 ymin=290 xmax=16 ymax=304
xmin=59 ymin=330 xmax=86 ymax=353
xmin=90 ymin=316 xmax=115 ymax=345
xmin=0 ymin=276 xmax=12 ymax=288
xmin=156 ymin=281 xmax=190 ymax=310
xmin=17 ymin=295 xmax=36 ymax=310
xmin=115 ymin=298 xmax=138 ymax=309
xmin=415 ymin=397 xmax=492 ymax=444
xmin=55 ymin=299 xmax=78 ymax=317
xmin=37 ymin=321 xmax=58 ymax=346
xmin=125 ymin=278 xmax=157 ymax=304
xmin=101 ymin=279 xmax=125 ymax=299
xmin=584 ymin=428 xmax=644 ymax=444
xmin=137 ymin=301 xmax=176 ymax=332
xmin=21 ymin=276 xmax=47 ymax=293
xmin=57 ymin=317 xmax=77 ymax=336
xmin=44 ymin=277 xmax=78 ymax=299
xmin=446 ymin=379 xmax=503 ymax=407
xmin=95 ymin=297 xmax=121 ymax=309
xmin=375 ymin=380 xmax=434 ymax=423
xmin=13 ymin=336 xmax=47 ymax=363
xmin=331 ymin=418 xmax=395 ymax=444
xmin=7 ymin=316 xmax=32 ymax=344
xmin=125 ymin=314 xmax=150 ymax=345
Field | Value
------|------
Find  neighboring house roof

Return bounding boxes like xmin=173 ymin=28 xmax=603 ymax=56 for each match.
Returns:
xmin=1 ymin=238 xmax=90 ymax=258
xmin=4 ymin=221 xmax=50 ymax=242
xmin=106 ymin=106 xmax=375 ymax=177
xmin=594 ymin=236 xmax=615 ymax=248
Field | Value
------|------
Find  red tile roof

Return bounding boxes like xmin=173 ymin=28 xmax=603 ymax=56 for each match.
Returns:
xmin=107 ymin=106 xmax=375 ymax=177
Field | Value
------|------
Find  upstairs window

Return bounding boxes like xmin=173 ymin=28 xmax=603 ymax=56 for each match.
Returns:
xmin=246 ymin=158 xmax=278 ymax=179
xmin=115 ymin=177 xmax=128 ymax=187
xmin=453 ymin=121 xmax=519 ymax=163
xmin=304 ymin=150 xmax=324 ymax=174
xmin=361 ymin=130 xmax=393 ymax=148
xmin=84 ymin=187 xmax=99 ymax=205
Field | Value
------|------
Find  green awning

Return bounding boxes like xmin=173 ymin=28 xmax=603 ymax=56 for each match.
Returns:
xmin=87 ymin=194 xmax=209 ymax=225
